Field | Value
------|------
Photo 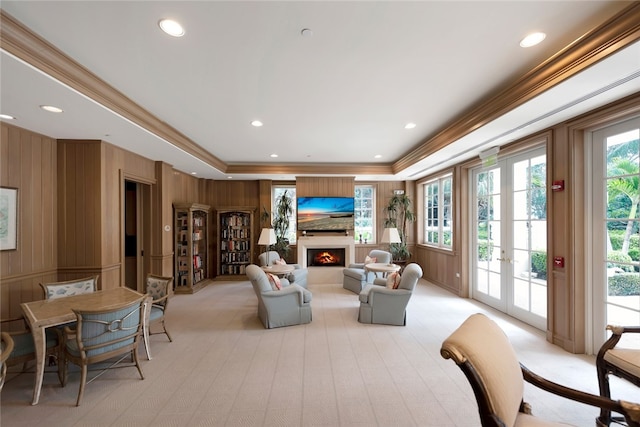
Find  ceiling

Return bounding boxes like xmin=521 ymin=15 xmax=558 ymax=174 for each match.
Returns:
xmin=1 ymin=1 xmax=639 ymax=181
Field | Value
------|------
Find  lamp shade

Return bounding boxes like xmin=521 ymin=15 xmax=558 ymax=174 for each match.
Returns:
xmin=258 ymin=228 xmax=277 ymax=245
xmin=381 ymin=227 xmax=401 ymax=244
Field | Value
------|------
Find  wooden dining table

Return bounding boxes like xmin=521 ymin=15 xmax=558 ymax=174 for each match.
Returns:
xmin=20 ymin=287 xmax=145 ymax=405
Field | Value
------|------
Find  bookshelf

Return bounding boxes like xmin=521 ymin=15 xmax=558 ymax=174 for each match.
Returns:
xmin=174 ymin=203 xmax=211 ymax=294
xmin=217 ymin=207 xmax=255 ymax=279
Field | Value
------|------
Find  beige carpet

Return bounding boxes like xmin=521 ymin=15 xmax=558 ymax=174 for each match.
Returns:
xmin=1 ymin=278 xmax=637 ymax=426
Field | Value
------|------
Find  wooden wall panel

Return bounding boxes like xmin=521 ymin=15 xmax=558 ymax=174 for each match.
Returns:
xmin=58 ymin=140 xmax=102 ymax=271
xmin=0 ymin=123 xmax=58 ymax=318
xmin=296 ymin=176 xmax=354 ymax=197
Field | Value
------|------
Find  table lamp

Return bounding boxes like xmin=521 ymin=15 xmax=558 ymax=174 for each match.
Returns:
xmin=381 ymin=227 xmax=401 ymax=265
xmin=258 ymin=228 xmax=277 ymax=266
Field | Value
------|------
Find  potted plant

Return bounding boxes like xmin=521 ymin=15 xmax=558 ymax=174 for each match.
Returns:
xmin=383 ymin=193 xmax=415 ymax=261
xmin=272 ymin=190 xmax=294 ymax=258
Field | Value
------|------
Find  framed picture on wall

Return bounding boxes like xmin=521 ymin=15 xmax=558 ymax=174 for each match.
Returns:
xmin=0 ymin=187 xmax=18 ymax=251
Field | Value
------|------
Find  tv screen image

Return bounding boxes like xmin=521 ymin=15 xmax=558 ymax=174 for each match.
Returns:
xmin=297 ymin=197 xmax=354 ymax=231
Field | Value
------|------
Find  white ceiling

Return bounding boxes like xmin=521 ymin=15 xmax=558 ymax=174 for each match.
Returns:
xmin=1 ymin=1 xmax=639 ymax=181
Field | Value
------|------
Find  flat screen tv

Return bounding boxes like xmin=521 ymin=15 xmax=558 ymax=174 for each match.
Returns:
xmin=297 ymin=197 xmax=354 ymax=232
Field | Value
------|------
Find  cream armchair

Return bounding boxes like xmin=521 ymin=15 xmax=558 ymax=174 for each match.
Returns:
xmin=246 ymin=264 xmax=312 ymax=329
xmin=358 ymin=263 xmax=422 ymax=325
xmin=441 ymin=313 xmax=640 ymax=427
xmin=258 ymin=251 xmax=308 ymax=289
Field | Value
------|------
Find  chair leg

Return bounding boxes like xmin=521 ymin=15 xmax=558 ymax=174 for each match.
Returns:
xmin=597 ymin=363 xmax=612 ymax=426
xmin=143 ymin=325 xmax=152 ymax=360
xmin=76 ymin=364 xmax=87 ymax=406
xmin=132 ymin=349 xmax=144 ymax=380
xmin=162 ymin=320 xmax=172 ymax=342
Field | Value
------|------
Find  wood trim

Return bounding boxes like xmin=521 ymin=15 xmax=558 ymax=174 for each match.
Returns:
xmin=226 ymin=163 xmax=392 ymax=175
xmin=0 ymin=9 xmax=226 ymax=173
xmin=393 ymin=3 xmax=640 ymax=174
xmin=0 ymin=268 xmax=59 ymax=284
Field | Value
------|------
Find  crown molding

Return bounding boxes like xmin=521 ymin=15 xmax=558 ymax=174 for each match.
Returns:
xmin=0 ymin=9 xmax=227 ymax=173
xmin=393 ymin=2 xmax=640 ymax=173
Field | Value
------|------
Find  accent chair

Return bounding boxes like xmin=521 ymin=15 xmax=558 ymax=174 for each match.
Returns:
xmin=342 ymin=249 xmax=392 ymax=294
xmin=258 ymin=251 xmax=308 ymax=288
xmin=246 ymin=264 xmax=312 ymax=329
xmin=441 ymin=313 xmax=640 ymax=427
xmin=358 ymin=263 xmax=422 ymax=325
xmin=596 ymin=324 xmax=640 ymax=426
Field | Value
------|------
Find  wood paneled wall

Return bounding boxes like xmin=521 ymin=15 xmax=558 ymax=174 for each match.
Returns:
xmin=296 ymin=176 xmax=354 ymax=197
xmin=0 ymin=123 xmax=58 ymax=319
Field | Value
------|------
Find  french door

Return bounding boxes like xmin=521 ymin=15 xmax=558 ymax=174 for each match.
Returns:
xmin=472 ymin=148 xmax=547 ymax=330
xmin=591 ymin=118 xmax=640 ymax=351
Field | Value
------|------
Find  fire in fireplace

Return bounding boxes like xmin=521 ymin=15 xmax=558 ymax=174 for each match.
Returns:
xmin=307 ymin=248 xmax=346 ymax=267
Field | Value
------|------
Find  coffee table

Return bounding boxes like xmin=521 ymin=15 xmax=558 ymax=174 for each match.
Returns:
xmin=364 ymin=262 xmax=401 ymax=278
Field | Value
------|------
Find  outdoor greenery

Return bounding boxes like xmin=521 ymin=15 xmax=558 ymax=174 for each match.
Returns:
xmin=384 ymin=193 xmax=416 ymax=261
xmin=477 ymin=240 xmax=493 ymax=261
xmin=272 ymin=190 xmax=294 ymax=258
xmin=608 ymin=273 xmax=640 ymax=296
xmin=531 ymin=252 xmax=547 ymax=280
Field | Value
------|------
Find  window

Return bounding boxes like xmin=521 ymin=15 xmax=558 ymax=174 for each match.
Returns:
xmin=355 ymin=185 xmax=375 ymax=243
xmin=273 ymin=186 xmax=296 ymax=244
xmin=423 ymin=175 xmax=452 ymax=248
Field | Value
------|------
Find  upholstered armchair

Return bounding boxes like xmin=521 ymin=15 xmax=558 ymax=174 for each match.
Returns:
xmin=61 ymin=296 xmax=146 ymax=406
xmin=246 ymin=264 xmax=312 ymax=329
xmin=441 ymin=313 xmax=640 ymax=427
xmin=358 ymin=263 xmax=422 ymax=325
xmin=596 ymin=324 xmax=640 ymax=426
xmin=342 ymin=250 xmax=392 ymax=294
xmin=258 ymin=250 xmax=308 ymax=289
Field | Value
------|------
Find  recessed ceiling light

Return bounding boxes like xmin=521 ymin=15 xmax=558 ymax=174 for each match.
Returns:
xmin=270 ymin=154 xmax=278 ymax=158
xmin=159 ymin=19 xmax=185 ymax=37
xmin=227 ymin=176 xmax=233 ymax=179
xmin=191 ymin=172 xmax=197 ymax=175
xmin=520 ymin=32 xmax=546 ymax=48
xmin=251 ymin=120 xmax=263 ymax=127
xmin=404 ymin=122 xmax=416 ymax=129
xmin=374 ymin=154 xmax=382 ymax=159
xmin=0 ymin=114 xmax=16 ymax=120
xmin=40 ymin=105 xmax=63 ymax=113
xmin=301 ymin=28 xmax=313 ymax=37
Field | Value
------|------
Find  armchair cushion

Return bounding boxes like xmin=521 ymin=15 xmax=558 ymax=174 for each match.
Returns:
xmin=604 ymin=349 xmax=640 ymax=378
xmin=386 ymin=272 xmax=401 ymax=289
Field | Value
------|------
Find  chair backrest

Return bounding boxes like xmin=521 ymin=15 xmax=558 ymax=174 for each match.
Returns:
xmin=258 ymin=251 xmax=281 ymax=266
xmin=73 ymin=296 xmax=145 ymax=360
xmin=368 ymin=250 xmax=392 ymax=264
xmin=246 ymin=264 xmax=272 ymax=294
xmin=397 ymin=263 xmax=423 ymax=291
xmin=145 ymin=274 xmax=172 ymax=306
xmin=40 ymin=275 xmax=99 ymax=300
xmin=440 ymin=313 xmax=524 ymax=427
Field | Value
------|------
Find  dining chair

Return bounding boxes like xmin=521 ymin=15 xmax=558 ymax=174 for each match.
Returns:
xmin=441 ymin=313 xmax=640 ymax=427
xmin=143 ymin=274 xmax=173 ymax=360
xmin=596 ymin=324 xmax=640 ymax=426
xmin=40 ymin=275 xmax=99 ymax=300
xmin=61 ymin=296 xmax=146 ymax=406
xmin=0 ymin=332 xmax=14 ymax=391
xmin=0 ymin=317 xmax=63 ymax=385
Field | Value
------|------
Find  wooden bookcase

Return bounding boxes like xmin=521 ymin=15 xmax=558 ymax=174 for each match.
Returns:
xmin=217 ymin=207 xmax=255 ymax=279
xmin=174 ymin=203 xmax=211 ymax=293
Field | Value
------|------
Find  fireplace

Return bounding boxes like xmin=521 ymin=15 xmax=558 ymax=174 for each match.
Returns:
xmin=297 ymin=236 xmax=355 ymax=284
xmin=307 ymin=248 xmax=346 ymax=267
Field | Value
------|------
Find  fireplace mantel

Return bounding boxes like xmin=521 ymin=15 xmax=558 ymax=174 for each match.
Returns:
xmin=297 ymin=235 xmax=355 ymax=284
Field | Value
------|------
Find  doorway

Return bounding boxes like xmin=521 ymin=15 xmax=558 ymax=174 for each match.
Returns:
xmin=471 ymin=147 xmax=548 ymax=330
xmin=124 ymin=180 xmax=151 ymax=292
xmin=590 ymin=117 xmax=640 ymax=351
